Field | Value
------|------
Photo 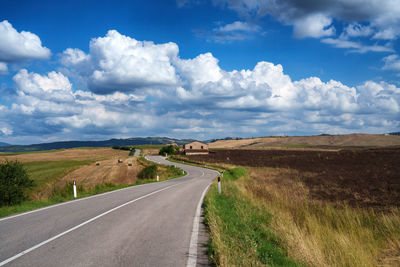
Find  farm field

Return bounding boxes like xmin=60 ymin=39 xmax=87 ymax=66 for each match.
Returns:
xmin=0 ymin=147 xmax=182 ymax=217
xmin=179 ymin=148 xmax=400 ymax=266
xmin=208 ymin=133 xmax=400 ymax=150
xmin=184 ymin=148 xmax=400 ymax=210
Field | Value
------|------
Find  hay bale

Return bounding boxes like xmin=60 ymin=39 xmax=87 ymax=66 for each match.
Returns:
xmin=128 ymin=162 xmax=132 ymax=166
xmin=96 ymin=162 xmax=100 ymax=166
xmin=118 ymin=159 xmax=123 ymax=163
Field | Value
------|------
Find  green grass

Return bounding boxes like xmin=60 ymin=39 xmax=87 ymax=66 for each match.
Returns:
xmin=24 ymin=160 xmax=95 ymax=190
xmin=204 ymin=167 xmax=304 ymax=266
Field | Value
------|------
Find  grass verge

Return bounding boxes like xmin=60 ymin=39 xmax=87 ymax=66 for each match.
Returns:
xmin=204 ymin=167 xmax=304 ymax=266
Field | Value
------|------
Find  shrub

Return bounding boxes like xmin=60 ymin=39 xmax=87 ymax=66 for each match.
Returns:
xmin=129 ymin=148 xmax=136 ymax=156
xmin=0 ymin=161 xmax=35 ymax=206
xmin=138 ymin=165 xmax=157 ymax=179
xmin=112 ymin=145 xmax=120 ymax=150
xmin=120 ymin=146 xmax=131 ymax=151
xmin=159 ymin=145 xmax=179 ymax=156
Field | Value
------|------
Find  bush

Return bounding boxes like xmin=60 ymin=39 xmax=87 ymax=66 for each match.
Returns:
xmin=138 ymin=165 xmax=157 ymax=179
xmin=159 ymin=145 xmax=179 ymax=156
xmin=0 ymin=161 xmax=35 ymax=206
xmin=129 ymin=148 xmax=136 ymax=156
xmin=112 ymin=145 xmax=120 ymax=150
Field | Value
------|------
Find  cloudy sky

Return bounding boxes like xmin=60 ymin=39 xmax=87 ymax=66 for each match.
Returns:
xmin=0 ymin=0 xmax=399 ymax=144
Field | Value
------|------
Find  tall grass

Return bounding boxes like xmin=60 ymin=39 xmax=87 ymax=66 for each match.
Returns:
xmin=204 ymin=167 xmax=304 ymax=266
xmin=246 ymin=167 xmax=400 ymax=266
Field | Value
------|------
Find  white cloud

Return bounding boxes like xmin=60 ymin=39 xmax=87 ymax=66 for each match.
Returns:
xmin=344 ymin=23 xmax=373 ymax=37
xmin=373 ymin=28 xmax=396 ymax=40
xmin=0 ymin=126 xmax=13 ymax=136
xmin=175 ymin=52 xmax=223 ymax=86
xmin=13 ymin=69 xmax=73 ymax=102
xmin=61 ymin=48 xmax=90 ymax=66
xmin=382 ymin=54 xmax=400 ymax=71
xmin=293 ymin=14 xmax=335 ymax=39
xmin=3 ymin=32 xmax=399 ymax=143
xmin=0 ymin=20 xmax=51 ymax=62
xmin=208 ymin=0 xmax=400 ymax=50
xmin=62 ymin=30 xmax=179 ymax=94
xmin=0 ymin=62 xmax=8 ymax=74
xmin=218 ymin=21 xmax=261 ymax=32
xmin=321 ymin=38 xmax=393 ymax=53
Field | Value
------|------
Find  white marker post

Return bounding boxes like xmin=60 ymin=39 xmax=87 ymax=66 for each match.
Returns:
xmin=73 ymin=180 xmax=77 ymax=198
xmin=157 ymin=175 xmax=159 ymax=182
xmin=218 ymin=176 xmax=221 ymax=194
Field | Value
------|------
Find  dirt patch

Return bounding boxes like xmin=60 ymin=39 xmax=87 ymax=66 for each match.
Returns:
xmin=0 ymin=148 xmax=128 ymax=163
xmin=183 ymin=148 xmax=400 ymax=210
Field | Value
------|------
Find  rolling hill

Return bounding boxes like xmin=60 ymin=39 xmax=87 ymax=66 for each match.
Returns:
xmin=208 ymin=134 xmax=400 ymax=149
xmin=0 ymin=137 xmax=194 ymax=152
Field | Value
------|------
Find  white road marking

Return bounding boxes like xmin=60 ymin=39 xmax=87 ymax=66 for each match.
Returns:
xmin=186 ymin=182 xmax=211 ymax=267
xmin=0 ymin=178 xmax=172 ymax=222
xmin=0 ymin=184 xmax=179 ymax=266
xmin=201 ymin=171 xmax=204 ymax=177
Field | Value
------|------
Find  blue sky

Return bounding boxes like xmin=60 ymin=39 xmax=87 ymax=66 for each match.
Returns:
xmin=0 ymin=0 xmax=399 ymax=144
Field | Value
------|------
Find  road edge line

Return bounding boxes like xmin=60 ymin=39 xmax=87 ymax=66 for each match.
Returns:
xmin=186 ymin=182 xmax=212 ymax=267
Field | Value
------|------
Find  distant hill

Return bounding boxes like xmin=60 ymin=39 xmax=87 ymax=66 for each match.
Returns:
xmin=0 ymin=142 xmax=10 ymax=147
xmin=0 ymin=137 xmax=195 ymax=152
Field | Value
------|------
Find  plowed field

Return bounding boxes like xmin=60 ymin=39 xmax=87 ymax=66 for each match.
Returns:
xmin=184 ymin=148 xmax=400 ymax=209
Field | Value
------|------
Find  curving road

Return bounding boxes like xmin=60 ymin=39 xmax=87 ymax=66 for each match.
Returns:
xmin=0 ymin=156 xmax=218 ymax=267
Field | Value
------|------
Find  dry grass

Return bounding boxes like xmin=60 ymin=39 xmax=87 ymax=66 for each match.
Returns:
xmin=0 ymin=148 xmax=127 ymax=163
xmin=245 ymin=167 xmax=400 ymax=267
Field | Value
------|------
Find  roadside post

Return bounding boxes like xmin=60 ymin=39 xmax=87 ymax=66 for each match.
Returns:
xmin=157 ymin=175 xmax=159 ymax=182
xmin=218 ymin=176 xmax=221 ymax=194
xmin=73 ymin=180 xmax=77 ymax=198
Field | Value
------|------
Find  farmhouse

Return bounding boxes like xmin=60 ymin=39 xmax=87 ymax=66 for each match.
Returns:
xmin=183 ymin=141 xmax=209 ymax=155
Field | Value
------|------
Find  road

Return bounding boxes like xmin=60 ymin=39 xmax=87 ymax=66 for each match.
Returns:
xmin=0 ymin=156 xmax=218 ymax=267
xmin=134 ymin=148 xmax=141 ymax=156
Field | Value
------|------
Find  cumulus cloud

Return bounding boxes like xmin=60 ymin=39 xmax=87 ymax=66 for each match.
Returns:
xmin=3 ymin=32 xmax=399 ymax=143
xmin=0 ymin=20 xmax=51 ymax=63
xmin=61 ymin=30 xmax=179 ymax=94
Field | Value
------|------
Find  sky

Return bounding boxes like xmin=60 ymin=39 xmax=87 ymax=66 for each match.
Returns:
xmin=0 ymin=0 xmax=399 ymax=145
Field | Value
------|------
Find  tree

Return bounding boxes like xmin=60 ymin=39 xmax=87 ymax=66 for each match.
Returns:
xmin=0 ymin=161 xmax=35 ymax=206
xmin=159 ymin=145 xmax=179 ymax=156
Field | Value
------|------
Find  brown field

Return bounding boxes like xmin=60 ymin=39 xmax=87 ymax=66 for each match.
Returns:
xmin=184 ymin=148 xmax=400 ymax=210
xmin=0 ymin=148 xmax=128 ymax=163
xmin=208 ymin=134 xmax=400 ymax=149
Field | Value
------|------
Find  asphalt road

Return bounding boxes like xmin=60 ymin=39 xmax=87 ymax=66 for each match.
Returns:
xmin=0 ymin=156 xmax=218 ymax=267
